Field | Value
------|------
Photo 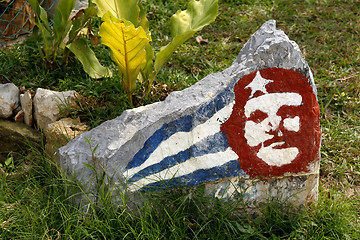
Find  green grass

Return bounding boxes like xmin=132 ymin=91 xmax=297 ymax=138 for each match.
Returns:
xmin=0 ymin=0 xmax=359 ymax=238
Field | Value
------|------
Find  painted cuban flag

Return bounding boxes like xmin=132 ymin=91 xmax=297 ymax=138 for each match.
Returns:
xmin=123 ymin=68 xmax=320 ymax=192
xmin=123 ymin=88 xmax=246 ymax=192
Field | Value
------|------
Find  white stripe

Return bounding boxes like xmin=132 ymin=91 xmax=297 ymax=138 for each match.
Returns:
xmin=127 ymin=147 xmax=238 ymax=192
xmin=124 ymin=101 xmax=235 ymax=179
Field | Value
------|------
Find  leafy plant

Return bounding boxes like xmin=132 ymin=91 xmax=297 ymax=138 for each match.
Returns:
xmin=99 ymin=18 xmax=151 ymax=101
xmin=95 ymin=0 xmax=219 ymax=102
xmin=28 ymin=0 xmax=112 ymax=78
xmin=0 ymin=153 xmax=15 ymax=173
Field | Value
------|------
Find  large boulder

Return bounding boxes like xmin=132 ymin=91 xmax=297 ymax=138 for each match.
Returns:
xmin=57 ymin=20 xmax=321 ymax=208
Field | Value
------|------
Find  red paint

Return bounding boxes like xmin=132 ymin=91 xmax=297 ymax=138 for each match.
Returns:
xmin=221 ymin=68 xmax=321 ymax=178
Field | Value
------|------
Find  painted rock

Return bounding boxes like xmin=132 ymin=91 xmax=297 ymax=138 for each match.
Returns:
xmin=222 ymin=68 xmax=320 ymax=178
xmin=57 ymin=20 xmax=321 ymax=207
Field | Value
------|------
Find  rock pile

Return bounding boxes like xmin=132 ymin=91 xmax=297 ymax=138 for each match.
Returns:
xmin=0 ymin=85 xmax=89 ymax=158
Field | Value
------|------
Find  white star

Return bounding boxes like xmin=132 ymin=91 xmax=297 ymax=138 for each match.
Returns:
xmin=245 ymin=71 xmax=273 ymax=98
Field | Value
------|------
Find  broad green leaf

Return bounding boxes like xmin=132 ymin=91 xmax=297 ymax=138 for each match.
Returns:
xmin=96 ymin=2 xmax=150 ymax=35
xmin=154 ymin=0 xmax=218 ymax=73
xmin=28 ymin=0 xmax=50 ymax=32
xmin=171 ymin=0 xmax=218 ymax=36
xmin=138 ymin=3 xmax=150 ymax=33
xmin=101 ymin=11 xmax=124 ymax=23
xmin=99 ymin=20 xmax=151 ymax=100
xmin=28 ymin=0 xmax=52 ymax=59
xmin=137 ymin=4 xmax=152 ymax=83
xmin=154 ymin=31 xmax=194 ymax=73
xmin=93 ymin=0 xmax=140 ymax=26
xmin=53 ymin=0 xmax=76 ymax=50
xmin=139 ymin=44 xmax=154 ymax=84
xmin=36 ymin=24 xmax=53 ymax=60
xmin=67 ymin=38 xmax=113 ymax=79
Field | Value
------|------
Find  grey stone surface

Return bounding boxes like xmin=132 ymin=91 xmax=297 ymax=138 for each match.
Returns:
xmin=224 ymin=20 xmax=316 ymax=95
xmin=33 ymin=88 xmax=78 ymax=130
xmin=204 ymin=171 xmax=319 ymax=210
xmin=0 ymin=83 xmax=20 ymax=118
xmin=57 ymin=20 xmax=319 ymax=206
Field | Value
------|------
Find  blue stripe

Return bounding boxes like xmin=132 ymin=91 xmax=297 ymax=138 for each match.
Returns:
xmin=139 ymin=160 xmax=245 ymax=192
xmin=128 ymin=131 xmax=229 ymax=183
xmin=126 ymin=88 xmax=234 ymax=170
xmin=126 ymin=114 xmax=193 ymax=169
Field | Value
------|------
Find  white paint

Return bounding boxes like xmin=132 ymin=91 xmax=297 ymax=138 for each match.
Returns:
xmin=245 ymin=71 xmax=273 ymax=98
xmin=244 ymin=93 xmax=302 ymax=118
xmin=127 ymin=147 xmax=238 ymax=192
xmin=244 ymin=93 xmax=302 ymax=147
xmin=244 ymin=118 xmax=279 ymax=147
xmin=244 ymin=92 xmax=302 ymax=167
xmin=283 ymin=116 xmax=300 ymax=132
xmin=257 ymin=143 xmax=299 ymax=166
xmin=124 ymin=101 xmax=235 ymax=179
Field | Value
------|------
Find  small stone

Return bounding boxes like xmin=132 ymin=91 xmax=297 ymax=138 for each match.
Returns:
xmin=33 ymin=88 xmax=79 ymax=130
xmin=0 ymin=83 xmax=20 ymax=118
xmin=14 ymin=110 xmax=24 ymax=123
xmin=45 ymin=118 xmax=89 ymax=158
xmin=20 ymin=91 xmax=33 ymax=127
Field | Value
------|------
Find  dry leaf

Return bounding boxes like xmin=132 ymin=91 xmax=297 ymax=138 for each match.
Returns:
xmin=196 ymin=35 xmax=208 ymax=44
xmin=221 ymin=37 xmax=230 ymax=45
xmin=0 ymin=0 xmax=35 ymax=40
xmin=89 ymin=33 xmax=99 ymax=46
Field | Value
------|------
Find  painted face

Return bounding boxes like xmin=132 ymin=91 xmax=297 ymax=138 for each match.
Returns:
xmin=244 ymin=92 xmax=302 ymax=166
xmin=221 ymin=68 xmax=321 ymax=177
